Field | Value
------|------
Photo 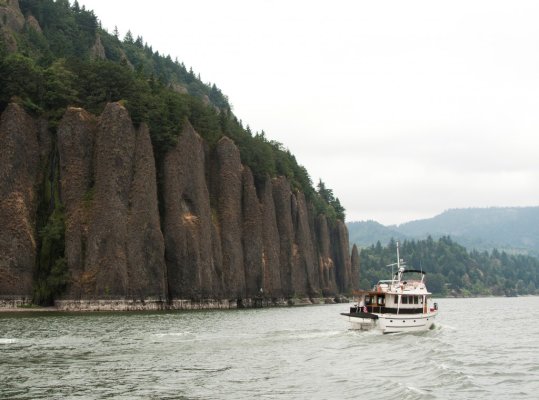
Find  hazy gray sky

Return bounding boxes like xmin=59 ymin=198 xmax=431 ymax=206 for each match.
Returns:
xmin=79 ymin=0 xmax=539 ymax=225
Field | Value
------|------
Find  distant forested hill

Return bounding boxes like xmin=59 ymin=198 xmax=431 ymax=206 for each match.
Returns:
xmin=359 ymin=237 xmax=539 ymax=297
xmin=394 ymin=207 xmax=539 ymax=256
xmin=347 ymin=220 xmax=408 ymax=248
xmin=348 ymin=207 xmax=539 ymax=257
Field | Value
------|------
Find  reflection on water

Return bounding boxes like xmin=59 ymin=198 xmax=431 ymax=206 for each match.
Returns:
xmin=1 ymin=297 xmax=539 ymax=399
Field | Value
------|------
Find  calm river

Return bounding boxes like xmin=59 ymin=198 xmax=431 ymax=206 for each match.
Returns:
xmin=1 ymin=297 xmax=539 ymax=399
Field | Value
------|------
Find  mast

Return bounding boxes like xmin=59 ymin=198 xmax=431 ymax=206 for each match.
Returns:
xmin=396 ymin=241 xmax=402 ymax=315
xmin=396 ymin=240 xmax=403 ymax=282
xmin=396 ymin=241 xmax=400 ymax=270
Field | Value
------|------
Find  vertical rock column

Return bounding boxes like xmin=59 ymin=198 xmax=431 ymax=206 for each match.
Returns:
xmin=332 ymin=220 xmax=353 ymax=293
xmin=0 ymin=0 xmax=25 ymax=53
xmin=126 ymin=123 xmax=167 ymax=299
xmin=241 ymin=167 xmax=264 ymax=298
xmin=260 ymin=177 xmax=282 ymax=298
xmin=351 ymin=244 xmax=360 ymax=290
xmin=79 ymin=103 xmax=166 ymax=300
xmin=0 ymin=104 xmax=40 ymax=298
xmin=315 ymin=214 xmax=338 ymax=295
xmin=163 ymin=122 xmax=221 ymax=300
xmin=292 ymin=192 xmax=319 ymax=297
xmin=213 ymin=137 xmax=245 ymax=299
xmin=83 ymin=103 xmax=133 ymax=296
xmin=57 ymin=107 xmax=97 ymax=299
xmin=272 ymin=176 xmax=294 ymax=297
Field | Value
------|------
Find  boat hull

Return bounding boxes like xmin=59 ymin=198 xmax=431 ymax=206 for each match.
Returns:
xmin=344 ymin=312 xmax=437 ymax=333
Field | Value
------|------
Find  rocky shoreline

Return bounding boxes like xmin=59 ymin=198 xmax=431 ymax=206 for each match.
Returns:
xmin=0 ymin=296 xmax=350 ymax=312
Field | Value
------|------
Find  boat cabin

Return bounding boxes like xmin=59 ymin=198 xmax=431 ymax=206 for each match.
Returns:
xmin=362 ymin=293 xmax=430 ymax=314
xmin=350 ymin=269 xmax=436 ymax=315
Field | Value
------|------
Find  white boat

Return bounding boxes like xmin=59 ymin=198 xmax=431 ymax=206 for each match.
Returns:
xmin=341 ymin=242 xmax=438 ymax=333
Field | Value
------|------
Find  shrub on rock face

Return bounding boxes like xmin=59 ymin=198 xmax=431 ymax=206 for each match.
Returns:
xmin=35 ymin=220 xmax=65 ymax=304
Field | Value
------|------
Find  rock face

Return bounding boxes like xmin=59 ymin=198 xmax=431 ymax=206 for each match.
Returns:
xmin=212 ymin=136 xmax=245 ymax=299
xmin=0 ymin=102 xmax=358 ymax=308
xmin=0 ymin=0 xmax=25 ymax=33
xmin=0 ymin=104 xmax=40 ymax=297
xmin=90 ymin=35 xmax=106 ymax=60
xmin=0 ymin=0 xmax=25 ymax=52
xmin=272 ymin=176 xmax=295 ymax=296
xmin=316 ymin=215 xmax=338 ymax=295
xmin=241 ymin=167 xmax=264 ymax=298
xmin=58 ymin=103 xmax=166 ymax=301
xmin=293 ymin=192 xmax=319 ymax=297
xmin=163 ymin=121 xmax=221 ymax=300
xmin=332 ymin=221 xmax=353 ymax=293
xmin=125 ymin=123 xmax=167 ymax=299
xmin=259 ymin=177 xmax=281 ymax=297
xmin=351 ymin=244 xmax=360 ymax=290
xmin=25 ymin=15 xmax=42 ymax=33
xmin=57 ymin=107 xmax=97 ymax=299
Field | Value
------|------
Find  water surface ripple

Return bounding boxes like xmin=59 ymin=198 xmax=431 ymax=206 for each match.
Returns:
xmin=1 ymin=297 xmax=538 ymax=399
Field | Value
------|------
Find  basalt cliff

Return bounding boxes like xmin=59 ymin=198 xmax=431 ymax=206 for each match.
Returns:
xmin=0 ymin=102 xmax=360 ymax=310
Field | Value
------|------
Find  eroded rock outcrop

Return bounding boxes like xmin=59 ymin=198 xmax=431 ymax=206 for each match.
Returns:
xmin=126 ymin=123 xmax=167 ymax=299
xmin=241 ymin=167 xmax=264 ymax=297
xmin=332 ymin=220 xmax=353 ymax=293
xmin=0 ymin=103 xmax=40 ymax=297
xmin=272 ymin=176 xmax=294 ymax=296
xmin=351 ymin=244 xmax=360 ymax=290
xmin=212 ymin=136 xmax=245 ymax=299
xmin=0 ymin=101 xmax=357 ymax=308
xmin=0 ymin=0 xmax=24 ymax=33
xmin=259 ymin=177 xmax=282 ymax=297
xmin=0 ymin=0 xmax=25 ymax=52
xmin=293 ymin=192 xmax=319 ymax=297
xmin=90 ymin=34 xmax=106 ymax=60
xmin=315 ymin=214 xmax=338 ymax=295
xmin=163 ymin=121 xmax=221 ymax=300
xmin=62 ymin=103 xmax=166 ymax=300
xmin=57 ymin=107 xmax=97 ymax=299
xmin=25 ymin=15 xmax=42 ymax=33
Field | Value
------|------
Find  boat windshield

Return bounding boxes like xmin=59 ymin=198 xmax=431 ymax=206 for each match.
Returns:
xmin=394 ymin=270 xmax=425 ymax=283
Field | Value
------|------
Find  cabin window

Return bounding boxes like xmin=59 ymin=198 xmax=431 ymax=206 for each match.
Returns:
xmin=414 ymin=296 xmax=419 ymax=304
xmin=420 ymin=296 xmax=424 ymax=304
xmin=365 ymin=296 xmax=371 ymax=305
xmin=377 ymin=296 xmax=385 ymax=305
xmin=402 ymin=296 xmax=408 ymax=304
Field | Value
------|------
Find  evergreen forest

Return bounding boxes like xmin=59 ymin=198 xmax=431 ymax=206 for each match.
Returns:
xmin=0 ymin=0 xmax=345 ymax=220
xmin=359 ymin=237 xmax=539 ymax=297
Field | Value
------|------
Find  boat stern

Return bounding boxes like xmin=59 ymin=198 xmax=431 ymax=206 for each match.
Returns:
xmin=341 ymin=312 xmax=378 ymax=330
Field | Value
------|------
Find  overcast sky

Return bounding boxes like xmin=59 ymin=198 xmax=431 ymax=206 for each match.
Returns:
xmin=78 ymin=0 xmax=539 ymax=225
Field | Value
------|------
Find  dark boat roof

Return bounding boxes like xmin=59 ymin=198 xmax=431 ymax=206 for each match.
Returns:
xmin=392 ymin=269 xmax=426 ymax=280
xmin=399 ymin=269 xmax=426 ymax=275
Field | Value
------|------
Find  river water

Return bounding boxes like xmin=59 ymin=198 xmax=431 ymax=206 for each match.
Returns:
xmin=1 ymin=297 xmax=538 ymax=399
